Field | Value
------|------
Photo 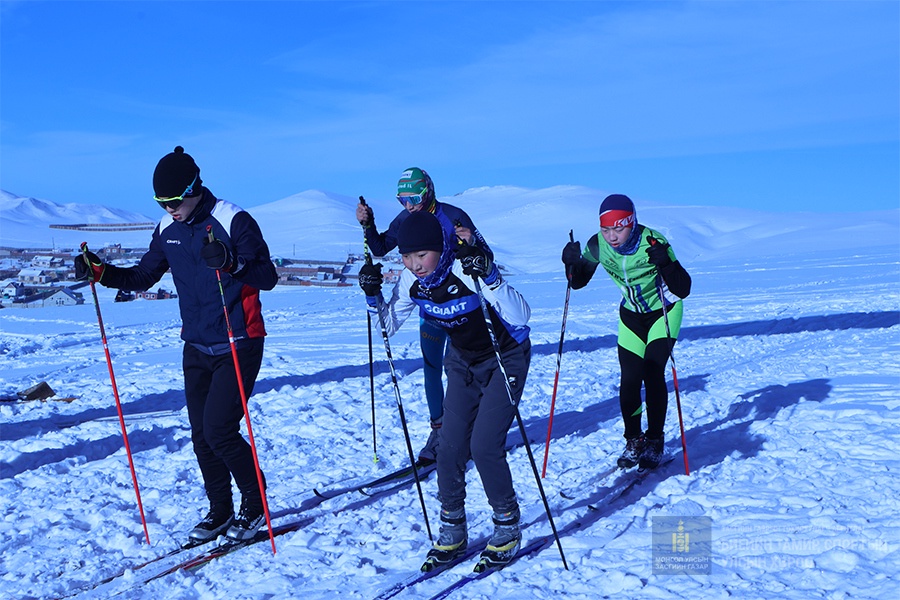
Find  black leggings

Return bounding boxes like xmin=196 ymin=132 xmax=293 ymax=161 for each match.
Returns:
xmin=617 ymin=306 xmax=675 ymax=440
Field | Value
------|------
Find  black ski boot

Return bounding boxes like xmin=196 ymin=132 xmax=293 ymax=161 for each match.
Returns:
xmin=226 ymin=496 xmax=265 ymax=541
xmin=617 ymin=434 xmax=645 ymax=468
xmin=639 ymin=435 xmax=665 ymax=470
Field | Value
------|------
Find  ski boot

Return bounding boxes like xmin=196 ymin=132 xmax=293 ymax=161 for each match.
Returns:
xmin=188 ymin=503 xmax=234 ymax=545
xmin=617 ymin=434 xmax=646 ymax=469
xmin=421 ymin=507 xmax=467 ymax=572
xmin=639 ymin=435 xmax=665 ymax=470
xmin=474 ymin=507 xmax=521 ymax=573
xmin=226 ymin=496 xmax=265 ymax=541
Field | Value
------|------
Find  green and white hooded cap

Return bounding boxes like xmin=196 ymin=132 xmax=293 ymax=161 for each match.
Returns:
xmin=397 ymin=167 xmax=436 ymax=206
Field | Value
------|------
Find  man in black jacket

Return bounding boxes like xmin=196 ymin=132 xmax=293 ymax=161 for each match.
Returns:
xmin=76 ymin=146 xmax=278 ymax=542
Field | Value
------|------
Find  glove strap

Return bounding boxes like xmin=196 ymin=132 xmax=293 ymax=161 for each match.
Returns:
xmin=91 ymin=262 xmax=106 ymax=282
xmin=482 ymin=262 xmax=500 ymax=286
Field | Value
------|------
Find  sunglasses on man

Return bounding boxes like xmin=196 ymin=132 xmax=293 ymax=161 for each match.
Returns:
xmin=397 ymin=192 xmax=426 ymax=207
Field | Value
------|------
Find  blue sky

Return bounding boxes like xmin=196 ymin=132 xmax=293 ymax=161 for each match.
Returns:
xmin=1 ymin=0 xmax=897 ymax=215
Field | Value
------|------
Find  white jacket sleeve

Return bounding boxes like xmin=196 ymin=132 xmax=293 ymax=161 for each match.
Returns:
xmin=371 ymin=269 xmax=418 ymax=337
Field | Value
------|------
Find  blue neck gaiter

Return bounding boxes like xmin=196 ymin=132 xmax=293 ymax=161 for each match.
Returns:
xmin=613 ymin=224 xmax=642 ymax=256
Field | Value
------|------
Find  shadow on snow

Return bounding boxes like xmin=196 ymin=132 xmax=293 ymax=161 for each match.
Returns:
xmin=528 ymin=378 xmax=832 ymax=561
xmin=0 ymin=309 xmax=889 ymax=478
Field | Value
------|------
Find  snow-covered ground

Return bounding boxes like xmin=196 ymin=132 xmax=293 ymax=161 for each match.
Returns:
xmin=1 ymin=187 xmax=898 ymax=599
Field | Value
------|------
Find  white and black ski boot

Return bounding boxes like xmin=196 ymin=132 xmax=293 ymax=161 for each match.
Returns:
xmin=188 ymin=503 xmax=234 ymax=544
xmin=226 ymin=497 xmax=265 ymax=541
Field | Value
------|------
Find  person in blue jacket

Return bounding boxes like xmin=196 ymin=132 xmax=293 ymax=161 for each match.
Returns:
xmin=75 ymin=146 xmax=278 ymax=543
xmin=355 ymin=167 xmax=493 ymax=464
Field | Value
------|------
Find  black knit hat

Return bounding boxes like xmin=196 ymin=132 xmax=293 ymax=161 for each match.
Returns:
xmin=398 ymin=211 xmax=445 ymax=254
xmin=153 ymin=146 xmax=201 ymax=198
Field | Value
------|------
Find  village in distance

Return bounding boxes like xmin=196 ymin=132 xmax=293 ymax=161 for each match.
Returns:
xmin=0 ymin=223 xmax=405 ymax=309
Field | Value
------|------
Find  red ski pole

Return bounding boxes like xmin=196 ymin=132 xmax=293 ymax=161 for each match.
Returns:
xmin=80 ymin=243 xmax=151 ymax=544
xmin=205 ymin=226 xmax=276 ymax=554
xmin=541 ymin=230 xmax=574 ymax=478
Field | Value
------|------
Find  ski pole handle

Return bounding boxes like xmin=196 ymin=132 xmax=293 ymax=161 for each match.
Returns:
xmin=453 ymin=219 xmax=464 ymax=245
xmin=359 ymin=196 xmax=374 ymax=266
xmin=80 ymin=241 xmax=91 ymax=269
xmin=569 ymin=230 xmax=574 ymax=243
xmin=80 ymin=241 xmax=94 ymax=265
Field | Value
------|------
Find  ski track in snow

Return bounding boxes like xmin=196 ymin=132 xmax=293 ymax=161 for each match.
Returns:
xmin=1 ymin=248 xmax=898 ymax=599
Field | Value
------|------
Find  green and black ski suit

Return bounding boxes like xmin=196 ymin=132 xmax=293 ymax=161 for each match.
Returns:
xmin=568 ymin=224 xmax=691 ymax=440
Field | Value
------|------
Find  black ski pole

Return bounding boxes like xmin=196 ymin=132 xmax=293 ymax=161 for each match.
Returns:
xmin=362 ymin=203 xmax=433 ymax=541
xmin=541 ymin=229 xmax=574 ymax=478
xmin=648 ymin=236 xmax=690 ymax=476
xmin=458 ymin=234 xmax=568 ymax=570
xmin=359 ymin=196 xmax=378 ymax=463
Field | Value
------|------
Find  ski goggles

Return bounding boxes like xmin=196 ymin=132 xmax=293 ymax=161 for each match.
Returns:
xmin=397 ymin=192 xmax=427 ymax=207
xmin=155 ymin=173 xmax=199 ymax=210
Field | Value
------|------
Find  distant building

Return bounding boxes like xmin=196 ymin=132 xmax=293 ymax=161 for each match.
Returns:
xmin=2 ymin=281 xmax=26 ymax=300
xmin=10 ymin=293 xmax=45 ymax=309
xmin=17 ymin=268 xmax=57 ymax=285
xmin=276 ymin=262 xmax=349 ymax=286
xmin=102 ymin=244 xmax=125 ymax=260
xmin=8 ymin=287 xmax=84 ymax=308
xmin=31 ymin=256 xmax=54 ymax=268
xmin=44 ymin=288 xmax=84 ymax=307
xmin=136 ymin=287 xmax=177 ymax=301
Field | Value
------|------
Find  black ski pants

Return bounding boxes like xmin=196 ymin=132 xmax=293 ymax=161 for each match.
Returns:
xmin=437 ymin=339 xmax=530 ymax=516
xmin=183 ymin=338 xmax=265 ymax=510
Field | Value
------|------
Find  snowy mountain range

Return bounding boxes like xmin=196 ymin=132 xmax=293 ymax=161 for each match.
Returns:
xmin=2 ymin=188 xmax=897 ymax=274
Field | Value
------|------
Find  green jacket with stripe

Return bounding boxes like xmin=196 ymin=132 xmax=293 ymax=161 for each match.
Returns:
xmin=568 ymin=224 xmax=691 ymax=313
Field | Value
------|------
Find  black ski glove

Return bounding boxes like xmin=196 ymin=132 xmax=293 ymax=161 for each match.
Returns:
xmin=358 ymin=262 xmax=383 ymax=296
xmin=561 ymin=241 xmax=582 ymax=266
xmin=455 ymin=243 xmax=493 ymax=279
xmin=201 ymin=239 xmax=233 ymax=271
xmin=646 ymin=236 xmax=672 ymax=268
xmin=74 ymin=251 xmax=106 ymax=282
